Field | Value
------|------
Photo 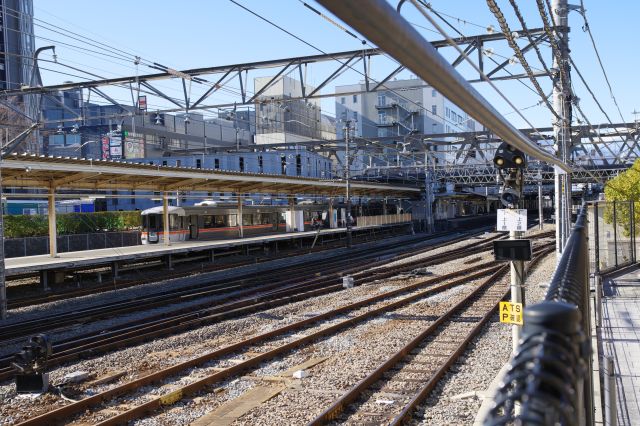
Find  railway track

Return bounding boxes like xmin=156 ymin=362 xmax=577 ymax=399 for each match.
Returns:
xmin=309 ymin=246 xmax=553 ymax=425
xmin=6 ymin=225 xmax=413 ymax=309
xmin=13 ymin=241 xmax=554 ymax=425
xmin=0 ymin=230 xmax=508 ymax=380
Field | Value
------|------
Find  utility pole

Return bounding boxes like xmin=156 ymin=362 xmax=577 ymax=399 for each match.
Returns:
xmin=510 ymin=229 xmax=525 ymax=353
xmin=552 ymin=0 xmax=573 ymax=256
xmin=538 ymin=168 xmax=544 ymax=230
xmin=424 ymin=148 xmax=434 ymax=233
xmin=344 ymin=120 xmax=353 ymax=248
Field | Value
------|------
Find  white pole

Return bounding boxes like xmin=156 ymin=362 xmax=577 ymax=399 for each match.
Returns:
xmin=162 ymin=191 xmax=171 ymax=246
xmin=48 ymin=186 xmax=58 ymax=257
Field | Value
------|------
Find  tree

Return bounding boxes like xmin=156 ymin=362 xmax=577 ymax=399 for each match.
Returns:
xmin=603 ymin=159 xmax=640 ymax=237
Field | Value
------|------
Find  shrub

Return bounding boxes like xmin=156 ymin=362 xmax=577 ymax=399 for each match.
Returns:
xmin=2 ymin=211 xmax=142 ymax=238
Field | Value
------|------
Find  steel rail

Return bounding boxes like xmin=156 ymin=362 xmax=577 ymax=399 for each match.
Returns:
xmin=0 ymin=231 xmax=501 ymax=379
xmin=317 ymin=0 xmax=572 ymax=173
xmin=0 ymin=231 xmax=485 ymax=341
xmin=308 ymin=245 xmax=554 ymax=425
xmin=16 ymin=265 xmax=503 ymax=425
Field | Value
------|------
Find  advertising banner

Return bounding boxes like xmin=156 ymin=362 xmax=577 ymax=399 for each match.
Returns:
xmin=124 ymin=139 xmax=144 ymax=159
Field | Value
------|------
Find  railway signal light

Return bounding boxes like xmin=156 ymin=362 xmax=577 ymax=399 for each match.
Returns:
xmin=493 ymin=142 xmax=526 ymax=208
xmin=494 ymin=142 xmax=526 ymax=170
xmin=12 ymin=334 xmax=52 ymax=394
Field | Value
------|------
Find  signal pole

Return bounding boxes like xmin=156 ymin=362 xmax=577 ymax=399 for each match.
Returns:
xmin=343 ymin=120 xmax=353 ymax=248
xmin=552 ymin=0 xmax=573 ymax=256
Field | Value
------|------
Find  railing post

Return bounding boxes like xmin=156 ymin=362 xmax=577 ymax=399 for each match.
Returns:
xmin=594 ymin=202 xmax=600 ymax=273
xmin=630 ymin=201 xmax=636 ymax=263
xmin=595 ymin=274 xmax=602 ymax=329
xmin=613 ymin=201 xmax=618 ymax=267
xmin=604 ymin=355 xmax=617 ymax=426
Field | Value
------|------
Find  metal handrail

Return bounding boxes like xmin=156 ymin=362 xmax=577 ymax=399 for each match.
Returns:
xmin=484 ymin=205 xmax=592 ymax=425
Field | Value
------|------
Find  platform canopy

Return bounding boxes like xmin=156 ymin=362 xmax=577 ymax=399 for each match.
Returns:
xmin=0 ymin=154 xmax=422 ymax=198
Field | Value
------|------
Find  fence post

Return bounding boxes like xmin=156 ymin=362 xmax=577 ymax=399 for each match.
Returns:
xmin=595 ymin=274 xmax=602 ymax=329
xmin=630 ymin=201 xmax=636 ymax=263
xmin=594 ymin=203 xmax=600 ymax=273
xmin=604 ymin=355 xmax=617 ymax=426
xmin=613 ymin=201 xmax=618 ymax=268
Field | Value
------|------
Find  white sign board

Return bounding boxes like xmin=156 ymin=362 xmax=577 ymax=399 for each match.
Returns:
xmin=497 ymin=209 xmax=527 ymax=232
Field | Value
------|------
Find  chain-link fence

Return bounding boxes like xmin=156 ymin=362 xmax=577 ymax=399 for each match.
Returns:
xmin=589 ymin=201 xmax=637 ymax=273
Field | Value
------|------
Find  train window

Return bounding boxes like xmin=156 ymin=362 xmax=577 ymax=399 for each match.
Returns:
xmin=203 ymin=215 xmax=214 ymax=228
xmin=215 ymin=215 xmax=226 ymax=227
xmin=242 ymin=214 xmax=253 ymax=226
xmin=169 ymin=215 xmax=182 ymax=230
xmin=145 ymin=214 xmax=162 ymax=231
xmin=258 ymin=155 xmax=263 ymax=173
xmin=229 ymin=215 xmax=237 ymax=227
xmin=214 ymin=159 xmax=220 ymax=169
xmin=196 ymin=158 xmax=202 ymax=169
xmin=239 ymin=157 xmax=245 ymax=172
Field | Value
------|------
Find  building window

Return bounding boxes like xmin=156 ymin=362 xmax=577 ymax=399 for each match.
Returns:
xmin=258 ymin=155 xmax=264 ymax=173
xmin=340 ymin=97 xmax=346 ymax=104
xmin=353 ymin=95 xmax=358 ymax=103
xmin=378 ymin=110 xmax=386 ymax=124
xmin=432 ymin=89 xmax=437 ymax=97
xmin=239 ymin=157 xmax=244 ymax=172
xmin=445 ymin=107 xmax=450 ymax=119
xmin=352 ymin=111 xmax=358 ymax=121
xmin=431 ymin=105 xmax=437 ymax=116
xmin=196 ymin=158 xmax=202 ymax=169
xmin=214 ymin=158 xmax=220 ymax=169
xmin=176 ymin=160 xmax=181 ymax=167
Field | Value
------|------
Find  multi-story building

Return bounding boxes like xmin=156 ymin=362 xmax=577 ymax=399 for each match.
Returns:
xmin=108 ymin=151 xmax=333 ymax=211
xmin=0 ymin=0 xmax=34 ymax=91
xmin=0 ymin=0 xmax=36 ymax=151
xmin=40 ymin=88 xmax=254 ymax=159
xmin=254 ymin=75 xmax=328 ymax=145
xmin=334 ymin=78 xmax=484 ymax=175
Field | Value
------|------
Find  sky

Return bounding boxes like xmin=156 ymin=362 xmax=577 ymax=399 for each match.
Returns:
xmin=30 ymin=0 xmax=640 ymax=131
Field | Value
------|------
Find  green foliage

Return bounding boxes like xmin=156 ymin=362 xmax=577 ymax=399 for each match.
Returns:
xmin=603 ymin=159 xmax=640 ymax=237
xmin=3 ymin=211 xmax=141 ymax=238
xmin=3 ymin=215 xmax=48 ymax=238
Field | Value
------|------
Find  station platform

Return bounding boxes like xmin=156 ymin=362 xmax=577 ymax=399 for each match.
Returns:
xmin=601 ymin=267 xmax=640 ymax=426
xmin=4 ymin=222 xmax=412 ymax=280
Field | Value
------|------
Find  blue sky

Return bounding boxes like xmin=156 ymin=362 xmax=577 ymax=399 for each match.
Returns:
xmin=32 ymin=0 xmax=639 ymax=130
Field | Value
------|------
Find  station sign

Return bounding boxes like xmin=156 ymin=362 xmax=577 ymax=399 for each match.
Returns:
xmin=499 ymin=301 xmax=523 ymax=325
xmin=497 ymin=209 xmax=527 ymax=232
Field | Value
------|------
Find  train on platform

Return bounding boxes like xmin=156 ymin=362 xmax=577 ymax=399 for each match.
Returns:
xmin=140 ymin=202 xmax=331 ymax=244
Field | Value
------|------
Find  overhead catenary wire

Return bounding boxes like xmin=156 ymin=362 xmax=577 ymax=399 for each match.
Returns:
xmin=409 ymin=1 xmax=551 ymax=107
xmin=577 ymin=0 xmax=626 ymax=123
xmin=231 ymin=0 xmax=469 ymax=134
xmin=485 ymin=0 xmax=560 ymax=121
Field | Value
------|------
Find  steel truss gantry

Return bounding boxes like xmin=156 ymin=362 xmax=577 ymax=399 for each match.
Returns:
xmin=1 ymin=28 xmax=551 ymax=117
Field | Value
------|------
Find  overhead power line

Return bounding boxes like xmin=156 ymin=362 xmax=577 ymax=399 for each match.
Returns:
xmin=485 ymin=0 xmax=560 ymax=121
xmin=577 ymin=0 xmax=626 ymax=123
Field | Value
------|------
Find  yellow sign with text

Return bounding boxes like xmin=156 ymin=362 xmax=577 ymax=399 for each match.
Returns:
xmin=499 ymin=301 xmax=523 ymax=325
